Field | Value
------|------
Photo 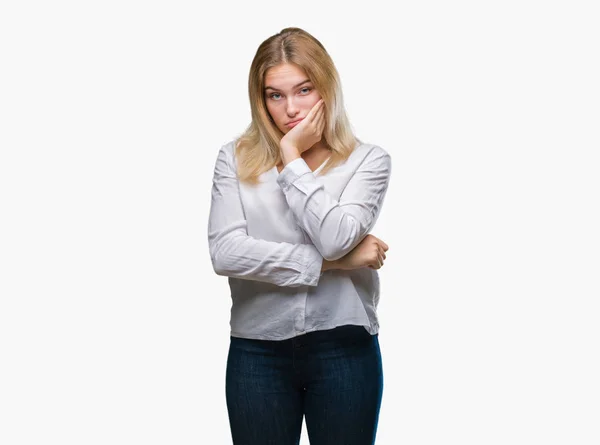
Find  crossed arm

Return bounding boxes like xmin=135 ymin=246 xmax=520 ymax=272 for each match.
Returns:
xmin=208 ymin=145 xmax=325 ymax=287
xmin=208 ymin=143 xmax=391 ymax=286
xmin=275 ymin=145 xmax=392 ymax=261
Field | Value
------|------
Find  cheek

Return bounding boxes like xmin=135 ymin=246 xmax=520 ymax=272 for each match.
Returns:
xmin=265 ymin=104 xmax=285 ymax=128
xmin=265 ymin=103 xmax=278 ymax=122
xmin=265 ymin=101 xmax=273 ymax=115
xmin=266 ymin=102 xmax=279 ymax=115
xmin=306 ymin=95 xmax=321 ymax=109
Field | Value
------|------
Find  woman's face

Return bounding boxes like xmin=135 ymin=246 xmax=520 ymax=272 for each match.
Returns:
xmin=264 ymin=63 xmax=322 ymax=134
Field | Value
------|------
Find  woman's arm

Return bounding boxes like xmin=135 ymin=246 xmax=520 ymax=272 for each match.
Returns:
xmin=276 ymin=145 xmax=392 ymax=261
xmin=209 ymin=143 xmax=327 ymax=287
xmin=320 ymin=259 xmax=338 ymax=273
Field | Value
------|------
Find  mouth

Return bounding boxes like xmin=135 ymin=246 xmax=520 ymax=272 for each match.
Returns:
xmin=286 ymin=118 xmax=304 ymax=128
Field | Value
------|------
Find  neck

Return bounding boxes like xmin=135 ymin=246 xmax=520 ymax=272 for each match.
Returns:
xmin=306 ymin=139 xmax=330 ymax=155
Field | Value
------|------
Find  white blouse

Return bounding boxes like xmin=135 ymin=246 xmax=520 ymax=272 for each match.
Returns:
xmin=208 ymin=138 xmax=392 ymax=340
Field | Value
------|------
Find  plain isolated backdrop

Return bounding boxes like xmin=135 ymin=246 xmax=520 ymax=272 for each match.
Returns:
xmin=1 ymin=1 xmax=599 ymax=444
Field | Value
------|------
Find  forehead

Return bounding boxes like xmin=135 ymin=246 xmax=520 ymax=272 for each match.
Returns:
xmin=264 ymin=63 xmax=309 ymax=88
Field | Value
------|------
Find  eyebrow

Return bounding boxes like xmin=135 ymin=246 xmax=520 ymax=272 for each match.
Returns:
xmin=264 ymin=79 xmax=311 ymax=91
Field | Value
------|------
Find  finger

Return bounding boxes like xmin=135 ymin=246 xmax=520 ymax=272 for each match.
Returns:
xmin=380 ymin=241 xmax=389 ymax=251
xmin=378 ymin=245 xmax=386 ymax=260
xmin=370 ymin=253 xmax=380 ymax=269
xmin=372 ymin=251 xmax=382 ymax=269
xmin=307 ymin=99 xmax=324 ymax=122
xmin=314 ymin=104 xmax=325 ymax=132
xmin=306 ymin=100 xmax=320 ymax=122
xmin=371 ymin=235 xmax=384 ymax=247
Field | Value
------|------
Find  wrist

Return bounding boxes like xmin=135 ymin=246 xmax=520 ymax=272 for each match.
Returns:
xmin=280 ymin=144 xmax=301 ymax=165
xmin=321 ymin=258 xmax=340 ymax=272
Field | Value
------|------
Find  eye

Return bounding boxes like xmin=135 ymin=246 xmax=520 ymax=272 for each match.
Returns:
xmin=267 ymin=87 xmax=312 ymax=100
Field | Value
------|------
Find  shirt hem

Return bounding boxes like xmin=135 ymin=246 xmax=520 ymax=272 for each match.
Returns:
xmin=230 ymin=320 xmax=379 ymax=341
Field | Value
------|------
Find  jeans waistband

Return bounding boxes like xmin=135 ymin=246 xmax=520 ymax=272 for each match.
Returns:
xmin=230 ymin=324 xmax=373 ymax=348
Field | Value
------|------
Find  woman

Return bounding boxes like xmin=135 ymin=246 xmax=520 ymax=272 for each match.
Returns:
xmin=208 ymin=27 xmax=392 ymax=445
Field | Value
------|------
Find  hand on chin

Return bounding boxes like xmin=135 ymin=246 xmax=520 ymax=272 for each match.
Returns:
xmin=280 ymin=99 xmax=325 ymax=155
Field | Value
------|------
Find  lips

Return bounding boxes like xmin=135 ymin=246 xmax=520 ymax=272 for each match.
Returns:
xmin=286 ymin=118 xmax=303 ymax=127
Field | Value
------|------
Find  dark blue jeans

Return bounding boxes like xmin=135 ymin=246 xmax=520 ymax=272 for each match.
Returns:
xmin=225 ymin=324 xmax=383 ymax=445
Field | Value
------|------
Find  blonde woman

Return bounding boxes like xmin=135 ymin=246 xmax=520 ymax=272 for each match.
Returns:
xmin=208 ymin=27 xmax=392 ymax=445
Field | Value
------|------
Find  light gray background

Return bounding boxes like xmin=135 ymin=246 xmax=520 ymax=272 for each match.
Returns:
xmin=1 ymin=1 xmax=598 ymax=444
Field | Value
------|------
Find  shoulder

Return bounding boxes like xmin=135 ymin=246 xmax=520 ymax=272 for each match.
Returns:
xmin=211 ymin=139 xmax=241 ymax=177
xmin=215 ymin=139 xmax=239 ymax=165
xmin=219 ymin=139 xmax=238 ymax=157
xmin=350 ymin=142 xmax=391 ymax=168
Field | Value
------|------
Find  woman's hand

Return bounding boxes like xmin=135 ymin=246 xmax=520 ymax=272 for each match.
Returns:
xmin=280 ymin=99 xmax=326 ymax=155
xmin=335 ymin=234 xmax=389 ymax=271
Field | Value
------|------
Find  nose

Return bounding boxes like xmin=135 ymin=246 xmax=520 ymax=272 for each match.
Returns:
xmin=286 ymin=97 xmax=300 ymax=117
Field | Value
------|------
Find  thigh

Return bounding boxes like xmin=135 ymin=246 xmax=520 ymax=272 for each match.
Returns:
xmin=225 ymin=336 xmax=304 ymax=445
xmin=303 ymin=328 xmax=384 ymax=445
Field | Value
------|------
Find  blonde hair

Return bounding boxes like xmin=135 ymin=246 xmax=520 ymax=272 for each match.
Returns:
xmin=233 ymin=27 xmax=361 ymax=185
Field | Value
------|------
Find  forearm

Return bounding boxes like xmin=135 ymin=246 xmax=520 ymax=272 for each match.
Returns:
xmin=210 ymin=231 xmax=324 ymax=287
xmin=321 ymin=258 xmax=335 ymax=272
xmin=276 ymin=146 xmax=391 ymax=261
xmin=209 ymin=143 xmax=326 ymax=287
xmin=321 ymin=258 xmax=345 ymax=272
xmin=280 ymin=145 xmax=301 ymax=166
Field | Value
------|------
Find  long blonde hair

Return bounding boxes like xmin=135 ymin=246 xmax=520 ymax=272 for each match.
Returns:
xmin=233 ymin=27 xmax=361 ymax=185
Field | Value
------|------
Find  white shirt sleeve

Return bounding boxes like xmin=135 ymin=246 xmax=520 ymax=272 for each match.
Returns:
xmin=276 ymin=147 xmax=392 ymax=261
xmin=208 ymin=145 xmax=324 ymax=287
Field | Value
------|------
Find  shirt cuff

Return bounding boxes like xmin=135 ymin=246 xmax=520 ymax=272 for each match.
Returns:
xmin=301 ymin=254 xmax=324 ymax=287
xmin=276 ymin=157 xmax=313 ymax=192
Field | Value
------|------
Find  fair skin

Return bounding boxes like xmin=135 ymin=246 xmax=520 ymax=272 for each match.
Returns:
xmin=264 ymin=63 xmax=331 ymax=172
xmin=264 ymin=62 xmax=389 ymax=271
xmin=322 ymin=235 xmax=389 ymax=272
